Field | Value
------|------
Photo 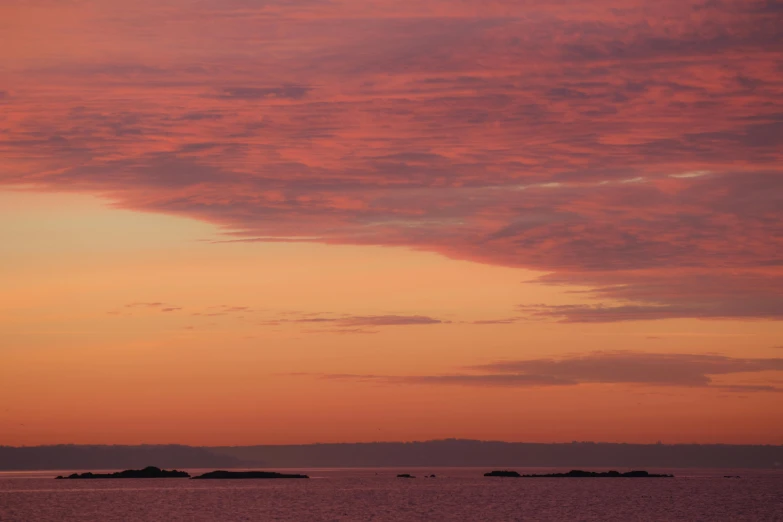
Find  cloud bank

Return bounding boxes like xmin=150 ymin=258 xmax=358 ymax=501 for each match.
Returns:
xmin=2 ymin=0 xmax=781 ymax=321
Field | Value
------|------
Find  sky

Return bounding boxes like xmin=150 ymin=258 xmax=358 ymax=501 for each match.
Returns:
xmin=0 ymin=0 xmax=781 ymax=446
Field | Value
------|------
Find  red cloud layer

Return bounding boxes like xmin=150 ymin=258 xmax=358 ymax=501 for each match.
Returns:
xmin=1 ymin=0 xmax=781 ymax=320
xmin=324 ymin=351 xmax=783 ymax=392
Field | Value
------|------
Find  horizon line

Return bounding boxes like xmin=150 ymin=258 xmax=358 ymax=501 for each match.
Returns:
xmin=4 ymin=439 xmax=783 ymax=448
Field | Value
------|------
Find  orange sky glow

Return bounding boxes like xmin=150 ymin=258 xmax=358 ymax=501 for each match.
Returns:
xmin=1 ymin=0 xmax=781 ymax=446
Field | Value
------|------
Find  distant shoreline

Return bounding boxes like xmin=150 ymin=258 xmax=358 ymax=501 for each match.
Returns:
xmin=2 ymin=441 xmax=781 ymax=471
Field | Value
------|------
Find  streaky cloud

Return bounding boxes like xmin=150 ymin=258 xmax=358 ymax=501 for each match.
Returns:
xmin=321 ymin=351 xmax=783 ymax=392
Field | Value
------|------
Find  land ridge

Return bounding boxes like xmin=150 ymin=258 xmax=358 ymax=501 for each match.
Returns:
xmin=3 ymin=440 xmax=781 ymax=470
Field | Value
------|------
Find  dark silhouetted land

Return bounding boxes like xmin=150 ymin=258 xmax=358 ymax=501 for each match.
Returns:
xmin=484 ymin=470 xmax=522 ymax=477
xmin=212 ymin=440 xmax=783 ymax=469
xmin=55 ymin=466 xmax=189 ymax=479
xmin=191 ymin=470 xmax=308 ymax=479
xmin=3 ymin=440 xmax=782 ymax=471
xmin=397 ymin=473 xmax=415 ymax=478
xmin=517 ymin=470 xmax=673 ymax=478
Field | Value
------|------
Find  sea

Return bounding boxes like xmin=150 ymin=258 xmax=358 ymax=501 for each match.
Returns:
xmin=0 ymin=467 xmax=780 ymax=521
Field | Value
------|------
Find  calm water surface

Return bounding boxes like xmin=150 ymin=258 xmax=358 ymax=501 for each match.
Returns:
xmin=0 ymin=468 xmax=780 ymax=521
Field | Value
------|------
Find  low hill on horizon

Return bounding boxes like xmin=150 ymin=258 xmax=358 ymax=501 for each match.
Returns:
xmin=1 ymin=440 xmax=781 ymax=471
xmin=0 ymin=444 xmax=248 ymax=471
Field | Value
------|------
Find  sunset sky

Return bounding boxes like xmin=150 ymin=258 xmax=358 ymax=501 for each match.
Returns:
xmin=1 ymin=0 xmax=781 ymax=446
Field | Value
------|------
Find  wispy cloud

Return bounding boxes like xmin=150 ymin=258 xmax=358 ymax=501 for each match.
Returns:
xmin=475 ymin=352 xmax=783 ymax=387
xmin=338 ymin=315 xmax=443 ymax=326
xmin=290 ymin=312 xmax=445 ymax=332
xmin=122 ymin=302 xmax=182 ymax=313
xmin=520 ymin=271 xmax=783 ymax=322
xmin=471 ymin=317 xmax=523 ymax=325
xmin=216 ymin=85 xmax=312 ymax=100
xmin=111 ymin=304 xmax=446 ymax=331
xmin=322 ymin=352 xmax=783 ymax=393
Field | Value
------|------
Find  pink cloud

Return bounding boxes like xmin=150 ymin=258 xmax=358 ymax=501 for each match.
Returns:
xmin=2 ymin=0 xmax=781 ymax=321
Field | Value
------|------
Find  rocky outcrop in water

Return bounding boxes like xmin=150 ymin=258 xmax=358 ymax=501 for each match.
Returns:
xmin=484 ymin=470 xmax=522 ymax=477
xmin=191 ymin=470 xmax=309 ymax=479
xmin=486 ymin=469 xmax=673 ymax=478
xmin=56 ymin=466 xmax=189 ymax=479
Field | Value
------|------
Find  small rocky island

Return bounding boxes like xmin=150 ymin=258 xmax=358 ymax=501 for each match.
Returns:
xmin=485 ymin=469 xmax=673 ymax=478
xmin=397 ymin=473 xmax=415 ymax=478
xmin=484 ymin=470 xmax=522 ymax=477
xmin=191 ymin=470 xmax=309 ymax=479
xmin=56 ymin=466 xmax=189 ymax=479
